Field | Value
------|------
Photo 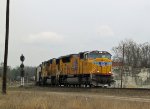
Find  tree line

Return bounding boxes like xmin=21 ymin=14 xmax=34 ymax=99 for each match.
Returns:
xmin=112 ymin=39 xmax=150 ymax=68
xmin=0 ymin=64 xmax=36 ymax=81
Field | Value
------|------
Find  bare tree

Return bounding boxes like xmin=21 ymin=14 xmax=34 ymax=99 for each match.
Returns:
xmin=112 ymin=39 xmax=150 ymax=68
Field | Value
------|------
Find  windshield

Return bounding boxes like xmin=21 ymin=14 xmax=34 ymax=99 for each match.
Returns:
xmin=88 ymin=53 xmax=111 ymax=59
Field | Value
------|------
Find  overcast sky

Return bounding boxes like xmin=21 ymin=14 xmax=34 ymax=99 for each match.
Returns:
xmin=0 ymin=0 xmax=150 ymax=67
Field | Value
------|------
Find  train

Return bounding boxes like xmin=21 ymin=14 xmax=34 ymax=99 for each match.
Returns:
xmin=36 ymin=50 xmax=114 ymax=87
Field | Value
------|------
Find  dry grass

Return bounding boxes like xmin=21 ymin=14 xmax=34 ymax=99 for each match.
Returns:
xmin=0 ymin=88 xmax=150 ymax=109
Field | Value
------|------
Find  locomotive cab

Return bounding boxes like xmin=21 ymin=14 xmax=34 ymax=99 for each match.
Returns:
xmin=81 ymin=51 xmax=113 ymax=86
xmin=87 ymin=51 xmax=112 ymax=75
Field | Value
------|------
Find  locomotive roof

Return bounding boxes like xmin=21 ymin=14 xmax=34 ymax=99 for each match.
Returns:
xmin=79 ymin=50 xmax=111 ymax=55
xmin=41 ymin=50 xmax=111 ymax=64
xmin=58 ymin=54 xmax=78 ymax=59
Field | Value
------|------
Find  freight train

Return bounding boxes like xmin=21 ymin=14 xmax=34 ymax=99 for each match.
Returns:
xmin=36 ymin=50 xmax=114 ymax=87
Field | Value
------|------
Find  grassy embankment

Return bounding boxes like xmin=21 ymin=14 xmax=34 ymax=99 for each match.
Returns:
xmin=0 ymin=86 xmax=150 ymax=109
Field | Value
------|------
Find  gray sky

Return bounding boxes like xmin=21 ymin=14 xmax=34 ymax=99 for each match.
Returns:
xmin=0 ymin=0 xmax=150 ymax=67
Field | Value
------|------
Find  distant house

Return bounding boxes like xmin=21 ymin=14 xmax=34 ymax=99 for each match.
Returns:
xmin=112 ymin=61 xmax=123 ymax=68
xmin=112 ymin=61 xmax=123 ymax=79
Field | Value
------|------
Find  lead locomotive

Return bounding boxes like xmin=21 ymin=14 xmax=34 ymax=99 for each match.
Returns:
xmin=36 ymin=50 xmax=114 ymax=87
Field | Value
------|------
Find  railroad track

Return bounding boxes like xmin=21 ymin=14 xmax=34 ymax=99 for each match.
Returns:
xmin=40 ymin=86 xmax=150 ymax=97
xmin=38 ymin=84 xmax=150 ymax=90
xmin=34 ymin=85 xmax=150 ymax=94
xmin=13 ymin=84 xmax=149 ymax=98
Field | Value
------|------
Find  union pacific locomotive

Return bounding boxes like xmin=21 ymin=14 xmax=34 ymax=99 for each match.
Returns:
xmin=36 ymin=50 xmax=114 ymax=87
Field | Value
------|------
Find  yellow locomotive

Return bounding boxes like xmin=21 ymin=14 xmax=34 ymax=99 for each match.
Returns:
xmin=36 ymin=50 xmax=114 ymax=87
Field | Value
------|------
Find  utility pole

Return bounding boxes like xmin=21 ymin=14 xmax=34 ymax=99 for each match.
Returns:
xmin=2 ymin=0 xmax=10 ymax=94
xmin=121 ymin=44 xmax=125 ymax=88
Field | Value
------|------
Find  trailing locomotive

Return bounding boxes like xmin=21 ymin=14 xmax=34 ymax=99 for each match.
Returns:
xmin=36 ymin=50 xmax=114 ymax=87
